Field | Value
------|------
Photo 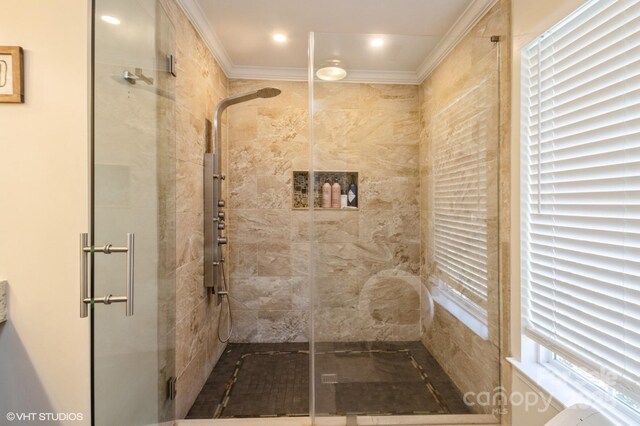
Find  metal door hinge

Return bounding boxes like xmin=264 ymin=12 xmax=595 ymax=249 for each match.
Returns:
xmin=167 ymin=376 xmax=177 ymax=400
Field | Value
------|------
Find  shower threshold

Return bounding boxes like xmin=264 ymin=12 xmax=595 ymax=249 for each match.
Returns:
xmin=186 ymin=342 xmax=486 ymax=422
xmin=176 ymin=414 xmax=499 ymax=426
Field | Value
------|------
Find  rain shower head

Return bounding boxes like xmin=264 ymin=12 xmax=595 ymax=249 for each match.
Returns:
xmin=216 ymin=87 xmax=281 ymax=113
xmin=256 ymin=87 xmax=281 ymax=98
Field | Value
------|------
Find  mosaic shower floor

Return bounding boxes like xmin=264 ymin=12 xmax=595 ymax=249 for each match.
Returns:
xmin=186 ymin=341 xmax=470 ymax=419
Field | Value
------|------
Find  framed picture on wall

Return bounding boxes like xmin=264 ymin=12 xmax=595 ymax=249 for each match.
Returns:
xmin=0 ymin=46 xmax=24 ymax=103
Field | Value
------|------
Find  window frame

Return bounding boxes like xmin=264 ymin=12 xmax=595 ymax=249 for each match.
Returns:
xmin=515 ymin=0 xmax=640 ymax=424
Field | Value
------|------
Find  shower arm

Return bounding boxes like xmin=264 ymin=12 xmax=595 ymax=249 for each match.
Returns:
xmin=211 ymin=90 xmax=265 ymax=156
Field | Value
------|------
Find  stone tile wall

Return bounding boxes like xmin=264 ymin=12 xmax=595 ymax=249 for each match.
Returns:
xmin=161 ymin=0 xmax=229 ymax=418
xmin=418 ymin=0 xmax=510 ymax=415
xmin=226 ymin=80 xmax=422 ymax=342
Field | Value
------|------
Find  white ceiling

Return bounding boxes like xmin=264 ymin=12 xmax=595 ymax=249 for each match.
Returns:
xmin=177 ymin=0 xmax=498 ymax=83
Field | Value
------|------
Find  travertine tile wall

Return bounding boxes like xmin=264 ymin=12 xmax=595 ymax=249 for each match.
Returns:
xmin=160 ymin=0 xmax=229 ymax=418
xmin=418 ymin=0 xmax=510 ymax=415
xmin=312 ymin=83 xmax=422 ymax=342
xmin=226 ymin=80 xmax=310 ymax=342
xmin=226 ymin=80 xmax=422 ymax=342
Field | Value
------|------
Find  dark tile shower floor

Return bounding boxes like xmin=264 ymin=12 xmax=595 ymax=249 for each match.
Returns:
xmin=187 ymin=341 xmax=470 ymax=419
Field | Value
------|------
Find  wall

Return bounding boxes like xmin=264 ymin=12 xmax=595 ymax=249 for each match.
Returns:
xmin=510 ymin=0 xmax=588 ymax=424
xmin=419 ymin=0 xmax=511 ymax=415
xmin=161 ymin=0 xmax=229 ymax=418
xmin=312 ymin=82 xmax=422 ymax=342
xmin=0 ymin=0 xmax=91 ymax=424
xmin=226 ymin=79 xmax=310 ymax=342
xmin=226 ymin=79 xmax=422 ymax=342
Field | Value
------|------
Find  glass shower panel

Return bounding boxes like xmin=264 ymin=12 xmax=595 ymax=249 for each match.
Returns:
xmin=309 ymin=32 xmax=502 ymax=423
xmin=92 ymin=0 xmax=175 ymax=424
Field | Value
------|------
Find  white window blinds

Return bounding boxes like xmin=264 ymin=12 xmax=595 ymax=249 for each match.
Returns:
xmin=433 ymin=81 xmax=490 ymax=309
xmin=521 ymin=0 xmax=640 ymax=401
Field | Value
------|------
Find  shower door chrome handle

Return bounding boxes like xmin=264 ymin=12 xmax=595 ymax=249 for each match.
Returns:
xmin=125 ymin=233 xmax=134 ymax=316
xmin=80 ymin=233 xmax=89 ymax=318
xmin=80 ymin=232 xmax=135 ymax=318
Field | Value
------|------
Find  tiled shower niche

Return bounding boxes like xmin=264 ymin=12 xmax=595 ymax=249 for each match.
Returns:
xmin=292 ymin=171 xmax=358 ymax=209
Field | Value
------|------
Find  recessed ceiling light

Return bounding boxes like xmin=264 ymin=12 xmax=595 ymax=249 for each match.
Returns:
xmin=101 ymin=15 xmax=121 ymax=25
xmin=371 ymin=38 xmax=384 ymax=47
xmin=316 ymin=60 xmax=347 ymax=81
xmin=273 ymin=33 xmax=288 ymax=43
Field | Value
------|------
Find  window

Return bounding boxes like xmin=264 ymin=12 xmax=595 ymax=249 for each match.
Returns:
xmin=432 ymin=80 xmax=491 ymax=315
xmin=521 ymin=0 xmax=640 ymax=418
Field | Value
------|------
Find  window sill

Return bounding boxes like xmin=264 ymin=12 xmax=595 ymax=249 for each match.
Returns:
xmin=507 ymin=357 xmax=569 ymax=412
xmin=431 ymin=284 xmax=488 ymax=340
xmin=508 ymin=355 xmax=640 ymax=425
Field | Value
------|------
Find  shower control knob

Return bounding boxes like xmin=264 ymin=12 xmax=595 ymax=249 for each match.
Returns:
xmin=218 ymin=237 xmax=228 ymax=245
xmin=218 ymin=211 xmax=225 ymax=219
xmin=217 ymin=222 xmax=225 ymax=230
xmin=218 ymin=200 xmax=225 ymax=207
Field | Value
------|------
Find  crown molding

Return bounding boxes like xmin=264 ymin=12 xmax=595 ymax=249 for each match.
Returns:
xmin=416 ymin=0 xmax=499 ymax=82
xmin=228 ymin=66 xmax=307 ymax=82
xmin=229 ymin=66 xmax=420 ymax=85
xmin=178 ymin=0 xmax=497 ymax=84
xmin=175 ymin=0 xmax=233 ymax=76
xmin=341 ymin=70 xmax=419 ymax=85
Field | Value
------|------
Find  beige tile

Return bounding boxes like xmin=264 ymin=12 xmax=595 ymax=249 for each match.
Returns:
xmin=176 ymin=212 xmax=203 ymax=267
xmin=229 ymin=243 xmax=257 ymax=277
xmin=229 ymin=277 xmax=292 ymax=311
xmin=358 ymin=209 xmax=420 ymax=244
xmin=359 ymin=142 xmax=419 ymax=177
xmin=257 ymin=107 xmax=308 ymax=143
xmin=359 ymin=176 xmax=420 ymax=211
xmin=314 ymin=242 xmax=391 ymax=277
xmin=314 ymin=275 xmax=364 ymax=309
xmin=176 ymin=258 xmax=203 ymax=322
xmin=257 ymin=175 xmax=292 ymax=209
xmin=257 ymin=243 xmax=292 ymax=276
xmin=228 ymin=209 xmax=291 ymax=244
xmin=360 ymin=84 xmax=419 ymax=112
xmin=258 ymin=310 xmax=308 ymax=342
xmin=229 ymin=174 xmax=258 ymax=209
xmin=291 ymin=242 xmax=310 ymax=276
xmin=230 ymin=310 xmax=259 ymax=342
xmin=228 ymin=106 xmax=258 ymax=142
xmin=176 ymin=159 xmax=203 ymax=214
xmin=175 ymin=347 xmax=207 ymax=419
xmin=293 ymin=210 xmax=362 ymax=244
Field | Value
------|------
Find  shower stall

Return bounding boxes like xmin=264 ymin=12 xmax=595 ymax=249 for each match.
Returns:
xmin=187 ymin=31 xmax=504 ymax=424
xmin=88 ymin=0 xmax=507 ymax=424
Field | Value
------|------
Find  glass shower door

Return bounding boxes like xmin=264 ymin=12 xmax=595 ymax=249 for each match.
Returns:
xmin=309 ymin=31 xmax=503 ymax=424
xmin=91 ymin=0 xmax=175 ymax=424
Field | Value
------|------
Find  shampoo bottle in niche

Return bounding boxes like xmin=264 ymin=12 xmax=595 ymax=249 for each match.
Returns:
xmin=322 ymin=180 xmax=332 ymax=208
xmin=347 ymin=179 xmax=358 ymax=207
xmin=331 ymin=180 xmax=341 ymax=208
